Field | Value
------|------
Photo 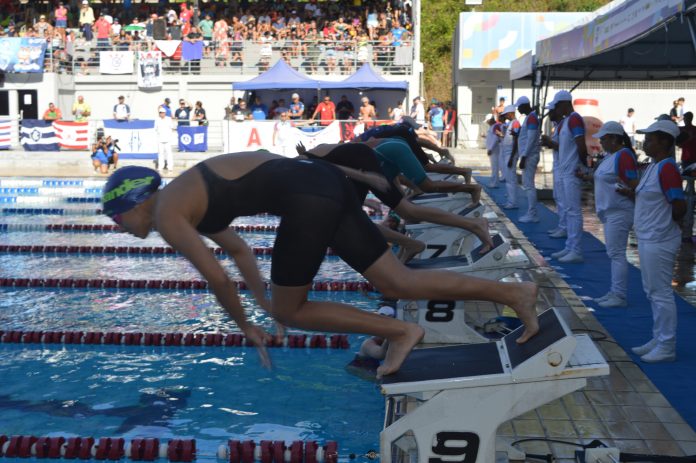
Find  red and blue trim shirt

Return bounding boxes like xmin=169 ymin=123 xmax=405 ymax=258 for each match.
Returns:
xmin=567 ymin=112 xmax=585 ymax=139
xmin=614 ymin=148 xmax=638 ymax=184
xmin=524 ymin=111 xmax=539 ymax=131
xmin=507 ymin=119 xmax=521 ymax=136
xmin=657 ymin=158 xmax=685 ymax=203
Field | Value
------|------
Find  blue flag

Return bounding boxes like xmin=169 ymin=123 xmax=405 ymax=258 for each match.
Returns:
xmin=20 ymin=120 xmax=59 ymax=151
xmin=178 ymin=125 xmax=207 ymax=152
xmin=182 ymin=41 xmax=204 ymax=61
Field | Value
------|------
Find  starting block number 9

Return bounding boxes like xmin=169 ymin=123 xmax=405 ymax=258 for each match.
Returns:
xmin=425 ymin=300 xmax=455 ymax=322
xmin=429 ymin=431 xmax=479 ymax=463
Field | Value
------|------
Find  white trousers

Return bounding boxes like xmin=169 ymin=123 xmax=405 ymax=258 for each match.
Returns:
xmin=638 ymin=238 xmax=680 ymax=345
xmin=553 ymin=168 xmax=567 ymax=231
xmin=560 ymin=175 xmax=582 ymax=254
xmin=489 ymin=150 xmax=499 ymax=186
xmin=522 ymin=155 xmax=539 ymax=216
xmin=158 ymin=142 xmax=173 ymax=170
xmin=503 ymin=153 xmax=517 ymax=206
xmin=602 ymin=209 xmax=633 ymax=298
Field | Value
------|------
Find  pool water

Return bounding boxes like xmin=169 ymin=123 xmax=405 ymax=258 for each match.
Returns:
xmin=0 ymin=178 xmax=386 ymax=463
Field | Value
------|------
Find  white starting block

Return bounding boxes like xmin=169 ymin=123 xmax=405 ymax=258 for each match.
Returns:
xmin=405 ymin=204 xmax=485 ymax=260
xmin=409 ymin=192 xmax=472 ymax=213
xmin=380 ymin=308 xmax=610 ymax=463
xmin=396 ymin=298 xmax=488 ymax=344
xmin=405 ymin=234 xmax=530 ymax=281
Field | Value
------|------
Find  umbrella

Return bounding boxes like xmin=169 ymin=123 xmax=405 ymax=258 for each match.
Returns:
xmin=123 ymin=24 xmax=145 ymax=31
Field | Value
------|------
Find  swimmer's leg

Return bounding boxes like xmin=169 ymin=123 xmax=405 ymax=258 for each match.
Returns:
xmin=270 ymin=284 xmax=424 ymax=378
xmin=362 ymin=250 xmax=539 ymax=375
xmin=394 ymin=200 xmax=493 ymax=253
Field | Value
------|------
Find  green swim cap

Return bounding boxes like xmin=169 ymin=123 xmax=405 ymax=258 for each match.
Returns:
xmin=102 ymin=166 xmax=161 ymax=217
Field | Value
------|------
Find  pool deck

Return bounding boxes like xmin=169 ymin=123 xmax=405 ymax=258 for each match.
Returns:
xmin=2 ymin=148 xmax=696 ymax=461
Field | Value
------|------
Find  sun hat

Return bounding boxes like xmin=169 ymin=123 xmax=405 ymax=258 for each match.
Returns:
xmin=514 ymin=96 xmax=530 ymax=107
xmin=637 ymin=120 xmax=680 ymax=139
xmin=592 ymin=121 xmax=625 ymax=138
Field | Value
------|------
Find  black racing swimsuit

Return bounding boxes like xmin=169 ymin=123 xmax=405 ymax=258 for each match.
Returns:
xmin=194 ymin=158 xmax=388 ymax=286
xmin=304 ymin=143 xmax=405 ymax=209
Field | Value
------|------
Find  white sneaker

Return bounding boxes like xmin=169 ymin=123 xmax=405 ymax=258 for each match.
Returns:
xmin=558 ymin=251 xmax=584 ymax=263
xmin=547 ymin=227 xmax=561 ymax=235
xmin=594 ymin=292 xmax=613 ymax=303
xmin=488 ymin=182 xmax=498 ymax=188
xmin=550 ymin=249 xmax=570 ymax=259
xmin=502 ymin=203 xmax=518 ymax=210
xmin=598 ymin=294 xmax=627 ymax=308
xmin=549 ymin=229 xmax=568 ymax=238
xmin=631 ymin=338 xmax=657 ymax=356
xmin=519 ymin=213 xmax=540 ymax=223
xmin=641 ymin=344 xmax=676 ymax=363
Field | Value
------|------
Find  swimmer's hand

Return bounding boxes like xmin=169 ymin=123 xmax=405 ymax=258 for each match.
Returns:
xmin=243 ymin=324 xmax=273 ymax=369
xmin=274 ymin=322 xmax=286 ymax=345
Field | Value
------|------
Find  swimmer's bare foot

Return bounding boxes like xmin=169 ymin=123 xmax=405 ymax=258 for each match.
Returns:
xmin=376 ymin=323 xmax=424 ymax=378
xmin=511 ymin=281 xmax=539 ymax=343
xmin=400 ymin=240 xmax=426 ymax=263
xmin=469 ymin=217 xmax=493 ymax=254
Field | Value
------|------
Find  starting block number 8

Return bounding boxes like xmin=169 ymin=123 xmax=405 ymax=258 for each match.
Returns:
xmin=429 ymin=432 xmax=480 ymax=463
xmin=425 ymin=301 xmax=455 ymax=322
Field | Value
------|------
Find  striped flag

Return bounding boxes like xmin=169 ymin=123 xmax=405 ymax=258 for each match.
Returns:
xmin=53 ymin=121 xmax=89 ymax=150
xmin=20 ymin=120 xmax=59 ymax=151
xmin=0 ymin=120 xmax=10 ymax=150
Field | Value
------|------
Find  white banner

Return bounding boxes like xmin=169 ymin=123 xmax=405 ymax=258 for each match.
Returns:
xmin=103 ymin=120 xmax=158 ymax=157
xmin=222 ymin=121 xmax=342 ymax=156
xmin=137 ymin=51 xmax=162 ymax=89
xmin=154 ymin=40 xmax=181 ymax=57
xmin=99 ymin=51 xmax=134 ymax=74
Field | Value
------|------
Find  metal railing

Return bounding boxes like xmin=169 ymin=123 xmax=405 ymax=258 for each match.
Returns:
xmin=44 ymin=38 xmax=415 ymax=76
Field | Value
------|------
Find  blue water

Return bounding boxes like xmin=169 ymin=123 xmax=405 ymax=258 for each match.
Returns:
xmin=0 ymin=181 xmax=385 ymax=462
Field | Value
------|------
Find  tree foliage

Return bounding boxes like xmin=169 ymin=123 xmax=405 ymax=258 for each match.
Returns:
xmin=421 ymin=0 xmax=610 ymax=102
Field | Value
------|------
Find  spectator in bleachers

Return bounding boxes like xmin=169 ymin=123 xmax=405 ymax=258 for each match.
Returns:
xmin=251 ymin=96 xmax=269 ymax=120
xmin=35 ymin=15 xmax=52 ymax=39
xmin=111 ymin=18 xmax=122 ymax=37
xmin=359 ymin=96 xmax=376 ymax=122
xmin=232 ymin=100 xmax=252 ymax=122
xmin=213 ymin=16 xmax=230 ymax=67
xmin=94 ymin=13 xmax=111 ymax=49
xmin=54 ymin=2 xmax=68 ymax=41
xmin=113 ymin=96 xmax=130 ymax=122
xmin=194 ymin=101 xmax=208 ymax=125
xmin=199 ymin=14 xmax=214 ymax=56
xmin=43 ymin=103 xmax=62 ymax=122
xmin=410 ymin=96 xmax=425 ymax=126
xmin=72 ymin=95 xmax=91 ymax=122
xmin=428 ymin=99 xmax=444 ymax=141
xmin=336 ymin=95 xmax=355 ymax=120
xmin=175 ymin=100 xmax=192 ymax=126
xmin=311 ymin=95 xmax=336 ymax=126
xmin=389 ymin=101 xmax=403 ymax=122
xmin=159 ymin=98 xmax=172 ymax=117
xmin=113 ymin=29 xmax=131 ymax=51
xmin=289 ymin=93 xmax=305 ymax=121
xmin=79 ymin=0 xmax=95 ymax=41
xmin=275 ymin=98 xmax=290 ymax=119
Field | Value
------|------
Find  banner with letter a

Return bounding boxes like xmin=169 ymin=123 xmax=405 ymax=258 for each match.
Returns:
xmin=53 ymin=121 xmax=89 ymax=150
xmin=222 ymin=121 xmax=341 ymax=156
xmin=20 ymin=120 xmax=59 ymax=151
xmin=177 ymin=125 xmax=207 ymax=152
xmin=103 ymin=120 xmax=157 ymax=159
xmin=137 ymin=51 xmax=162 ymax=89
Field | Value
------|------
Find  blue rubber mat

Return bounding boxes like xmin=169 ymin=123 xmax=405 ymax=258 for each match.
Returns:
xmin=478 ymin=177 xmax=696 ymax=428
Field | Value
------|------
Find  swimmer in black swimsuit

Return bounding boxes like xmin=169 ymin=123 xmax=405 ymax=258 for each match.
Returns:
xmin=103 ymin=152 xmax=540 ymax=377
xmin=298 ymin=142 xmax=494 ymax=252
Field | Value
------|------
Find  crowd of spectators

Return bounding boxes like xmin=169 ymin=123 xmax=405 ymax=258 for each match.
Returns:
xmin=0 ymin=0 xmax=415 ymax=74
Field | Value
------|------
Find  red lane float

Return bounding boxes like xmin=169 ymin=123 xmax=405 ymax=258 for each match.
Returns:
xmin=220 ymin=440 xmax=337 ymax=463
xmin=0 ymin=278 xmax=373 ymax=292
xmin=0 ymin=244 xmax=341 ymax=257
xmin=0 ymin=330 xmax=350 ymax=349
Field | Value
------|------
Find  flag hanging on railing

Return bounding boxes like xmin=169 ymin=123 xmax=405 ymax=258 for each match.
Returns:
xmin=137 ymin=51 xmax=162 ymax=89
xmin=0 ymin=120 xmax=11 ymax=150
xmin=177 ymin=125 xmax=207 ymax=152
xmin=103 ymin=120 xmax=158 ymax=159
xmin=99 ymin=51 xmax=134 ymax=75
xmin=53 ymin=121 xmax=89 ymax=150
xmin=20 ymin=120 xmax=59 ymax=151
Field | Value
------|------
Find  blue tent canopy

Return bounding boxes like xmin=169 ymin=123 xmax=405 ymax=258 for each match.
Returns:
xmin=323 ymin=63 xmax=408 ymax=90
xmin=233 ymin=60 xmax=323 ymax=90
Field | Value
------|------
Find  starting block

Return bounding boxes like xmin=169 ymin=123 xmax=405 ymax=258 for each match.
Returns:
xmin=380 ymin=308 xmax=609 ymax=463
xmin=405 ymin=234 xmax=530 ymax=281
xmin=409 ymin=192 xmax=472 ymax=213
xmin=405 ymin=204 xmax=486 ymax=260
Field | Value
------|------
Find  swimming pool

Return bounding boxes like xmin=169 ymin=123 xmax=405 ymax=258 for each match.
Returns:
xmin=0 ymin=178 xmax=386 ymax=463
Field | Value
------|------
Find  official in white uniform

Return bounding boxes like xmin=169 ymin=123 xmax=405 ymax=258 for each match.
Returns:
xmin=515 ymin=96 xmax=541 ymax=222
xmin=542 ymin=102 xmax=567 ymax=237
xmin=591 ymin=121 xmax=639 ymax=308
xmin=500 ymin=105 xmax=520 ymax=209
xmin=155 ymin=107 xmax=174 ymax=171
xmin=484 ymin=114 xmax=503 ymax=188
xmin=549 ymin=91 xmax=589 ymax=263
xmin=628 ymin=120 xmax=685 ymax=363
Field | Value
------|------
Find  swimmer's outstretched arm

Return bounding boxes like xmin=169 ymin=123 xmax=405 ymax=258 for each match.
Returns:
xmin=156 ymin=215 xmax=272 ymax=368
xmin=208 ymin=229 xmax=286 ymax=341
